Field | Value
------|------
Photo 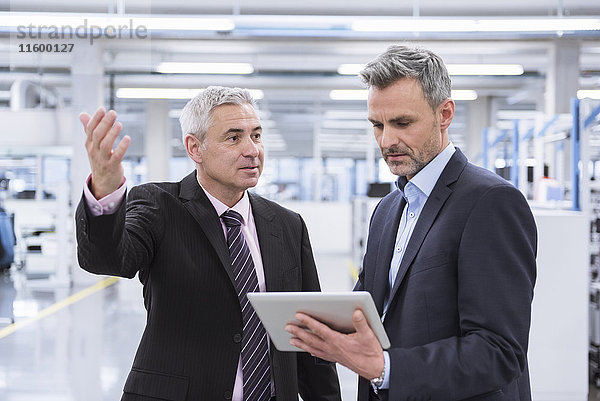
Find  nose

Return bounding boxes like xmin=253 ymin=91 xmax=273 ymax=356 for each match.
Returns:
xmin=242 ymin=136 xmax=260 ymax=157
xmin=378 ymin=126 xmax=398 ymax=150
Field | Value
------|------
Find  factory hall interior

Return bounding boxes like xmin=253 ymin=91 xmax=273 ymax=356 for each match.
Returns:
xmin=0 ymin=0 xmax=600 ymax=400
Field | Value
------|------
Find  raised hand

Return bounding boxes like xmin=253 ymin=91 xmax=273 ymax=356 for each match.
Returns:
xmin=79 ymin=107 xmax=131 ymax=199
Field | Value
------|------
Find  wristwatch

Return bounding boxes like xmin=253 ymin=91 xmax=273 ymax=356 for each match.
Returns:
xmin=370 ymin=363 xmax=385 ymax=392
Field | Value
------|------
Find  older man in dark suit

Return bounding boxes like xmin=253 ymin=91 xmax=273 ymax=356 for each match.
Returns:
xmin=75 ymin=86 xmax=341 ymax=401
xmin=286 ymin=45 xmax=537 ymax=401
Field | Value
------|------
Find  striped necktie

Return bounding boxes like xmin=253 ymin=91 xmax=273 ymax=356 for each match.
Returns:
xmin=221 ymin=210 xmax=272 ymax=401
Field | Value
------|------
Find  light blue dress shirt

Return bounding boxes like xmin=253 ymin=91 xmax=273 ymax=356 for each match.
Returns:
xmin=376 ymin=143 xmax=456 ymax=391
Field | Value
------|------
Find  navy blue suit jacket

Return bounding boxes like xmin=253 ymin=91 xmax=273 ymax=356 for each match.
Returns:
xmin=356 ymin=149 xmax=537 ymax=401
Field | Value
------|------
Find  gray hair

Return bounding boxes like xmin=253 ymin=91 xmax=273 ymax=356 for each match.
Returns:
xmin=359 ymin=44 xmax=451 ymax=111
xmin=179 ymin=86 xmax=257 ymax=145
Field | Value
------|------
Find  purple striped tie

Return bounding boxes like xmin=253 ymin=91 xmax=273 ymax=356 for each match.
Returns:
xmin=221 ymin=210 xmax=271 ymax=401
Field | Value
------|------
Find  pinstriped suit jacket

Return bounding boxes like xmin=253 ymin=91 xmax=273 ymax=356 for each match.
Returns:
xmin=76 ymin=171 xmax=341 ymax=401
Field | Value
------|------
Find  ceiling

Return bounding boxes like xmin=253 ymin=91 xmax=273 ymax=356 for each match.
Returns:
xmin=0 ymin=0 xmax=599 ymax=160
xmin=2 ymin=0 xmax=599 ymax=16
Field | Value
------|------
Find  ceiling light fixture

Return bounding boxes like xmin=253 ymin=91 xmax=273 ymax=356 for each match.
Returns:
xmin=451 ymin=90 xmax=478 ymax=101
xmin=337 ymin=64 xmax=364 ymax=75
xmin=446 ymin=64 xmax=524 ymax=76
xmin=329 ymin=89 xmax=477 ymax=101
xmin=156 ymin=62 xmax=254 ymax=74
xmin=117 ymin=88 xmax=264 ymax=99
xmin=1 ymin=12 xmax=235 ymax=31
xmin=338 ymin=63 xmax=523 ymax=76
xmin=329 ymin=90 xmax=368 ymax=101
xmin=351 ymin=17 xmax=600 ymax=33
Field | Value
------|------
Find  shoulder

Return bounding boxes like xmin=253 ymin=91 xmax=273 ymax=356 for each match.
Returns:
xmin=453 ymin=163 xmax=532 ymax=220
xmin=457 ymin=162 xmax=518 ymax=195
xmin=128 ymin=180 xmax=181 ymax=203
xmin=249 ymin=192 xmax=301 ymax=223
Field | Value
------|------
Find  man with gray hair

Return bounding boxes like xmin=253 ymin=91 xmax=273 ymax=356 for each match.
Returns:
xmin=75 ymin=86 xmax=342 ymax=401
xmin=287 ymin=45 xmax=537 ymax=401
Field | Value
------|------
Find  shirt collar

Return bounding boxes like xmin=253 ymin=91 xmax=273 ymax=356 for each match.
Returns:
xmin=396 ymin=142 xmax=456 ymax=197
xmin=198 ymin=182 xmax=251 ymax=225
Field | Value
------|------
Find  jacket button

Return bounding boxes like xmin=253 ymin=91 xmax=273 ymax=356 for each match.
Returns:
xmin=233 ymin=333 xmax=242 ymax=343
xmin=224 ymin=390 xmax=232 ymax=399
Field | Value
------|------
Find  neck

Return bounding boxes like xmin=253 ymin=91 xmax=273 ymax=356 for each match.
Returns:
xmin=196 ymin=170 xmax=244 ymax=208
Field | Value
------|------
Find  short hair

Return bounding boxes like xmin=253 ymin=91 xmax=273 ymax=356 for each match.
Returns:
xmin=359 ymin=44 xmax=451 ymax=111
xmin=179 ymin=86 xmax=256 ymax=145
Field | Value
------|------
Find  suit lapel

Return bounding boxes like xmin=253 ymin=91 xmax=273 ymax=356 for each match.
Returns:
xmin=248 ymin=193 xmax=283 ymax=291
xmin=387 ymin=149 xmax=468 ymax=305
xmin=179 ymin=171 xmax=234 ymax=284
xmin=371 ymin=192 xmax=405 ymax=315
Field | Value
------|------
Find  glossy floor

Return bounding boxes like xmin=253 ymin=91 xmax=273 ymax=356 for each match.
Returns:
xmin=0 ymin=253 xmax=595 ymax=400
xmin=0 ymin=252 xmax=359 ymax=401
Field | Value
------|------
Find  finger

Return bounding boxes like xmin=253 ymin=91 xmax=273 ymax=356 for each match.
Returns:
xmin=85 ymin=107 xmax=106 ymax=136
xmin=92 ymin=110 xmax=117 ymax=148
xmin=100 ymin=121 xmax=123 ymax=153
xmin=352 ymin=309 xmax=371 ymax=333
xmin=286 ymin=323 xmax=323 ymax=350
xmin=111 ymin=135 xmax=130 ymax=162
xmin=79 ymin=112 xmax=91 ymax=129
xmin=289 ymin=337 xmax=322 ymax=356
xmin=294 ymin=313 xmax=333 ymax=339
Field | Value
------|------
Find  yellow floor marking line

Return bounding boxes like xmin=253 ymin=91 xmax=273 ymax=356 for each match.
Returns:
xmin=0 ymin=276 xmax=119 ymax=340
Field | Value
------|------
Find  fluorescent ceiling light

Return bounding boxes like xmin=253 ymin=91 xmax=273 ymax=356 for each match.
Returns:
xmin=117 ymin=88 xmax=264 ymax=100
xmin=578 ymin=90 xmax=600 ymax=100
xmin=329 ymin=89 xmax=477 ymax=101
xmin=339 ymin=63 xmax=523 ymax=76
xmin=329 ymin=90 xmax=368 ymax=101
xmin=1 ymin=12 xmax=234 ymax=31
xmin=446 ymin=64 xmax=523 ymax=76
xmin=157 ymin=62 xmax=254 ymax=74
xmin=324 ymin=110 xmax=368 ymax=120
xmin=338 ymin=64 xmax=364 ymax=75
xmin=321 ymin=120 xmax=371 ymax=129
xmin=451 ymin=90 xmax=478 ymax=101
xmin=133 ymin=17 xmax=234 ymax=31
xmin=352 ymin=17 xmax=600 ymax=33
xmin=171 ymin=107 xmax=269 ymax=122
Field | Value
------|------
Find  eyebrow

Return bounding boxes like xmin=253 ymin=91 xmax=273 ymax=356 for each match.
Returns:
xmin=224 ymin=125 xmax=262 ymax=135
xmin=368 ymin=116 xmax=413 ymax=124
xmin=389 ymin=116 xmax=414 ymax=124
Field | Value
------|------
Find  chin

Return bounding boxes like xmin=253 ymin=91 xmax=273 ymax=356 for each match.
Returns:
xmin=239 ymin=178 xmax=259 ymax=190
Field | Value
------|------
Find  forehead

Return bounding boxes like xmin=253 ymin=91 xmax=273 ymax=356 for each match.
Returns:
xmin=209 ymin=103 xmax=259 ymax=127
xmin=367 ymin=78 xmax=428 ymax=114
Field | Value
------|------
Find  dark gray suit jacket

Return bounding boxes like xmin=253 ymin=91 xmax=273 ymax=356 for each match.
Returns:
xmin=355 ymin=149 xmax=537 ymax=401
xmin=76 ymin=171 xmax=341 ymax=401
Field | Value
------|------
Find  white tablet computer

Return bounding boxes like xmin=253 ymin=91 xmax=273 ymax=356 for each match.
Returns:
xmin=247 ymin=291 xmax=390 ymax=352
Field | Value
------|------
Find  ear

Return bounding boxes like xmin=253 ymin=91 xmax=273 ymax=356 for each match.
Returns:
xmin=438 ymin=98 xmax=455 ymax=131
xmin=184 ymin=134 xmax=203 ymax=164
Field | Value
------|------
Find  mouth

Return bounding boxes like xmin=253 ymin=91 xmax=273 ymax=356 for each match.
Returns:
xmin=239 ymin=166 xmax=259 ymax=171
xmin=385 ymin=153 xmax=408 ymax=161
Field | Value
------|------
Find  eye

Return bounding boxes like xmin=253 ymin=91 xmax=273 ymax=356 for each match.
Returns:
xmin=252 ymin=133 xmax=262 ymax=141
xmin=227 ymin=135 xmax=239 ymax=142
xmin=372 ymin=122 xmax=383 ymax=129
